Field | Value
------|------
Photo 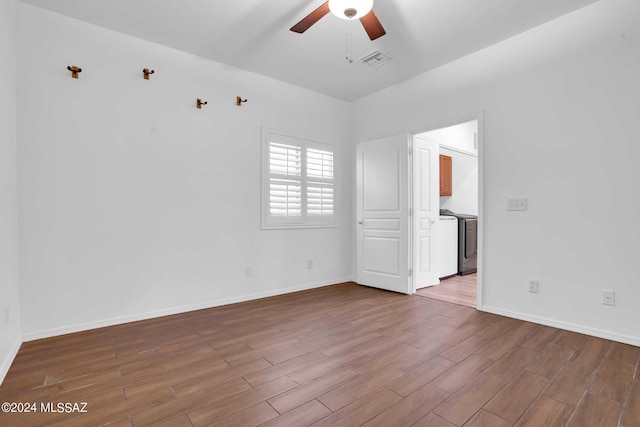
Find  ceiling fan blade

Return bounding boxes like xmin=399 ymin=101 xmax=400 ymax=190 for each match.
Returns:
xmin=290 ymin=2 xmax=330 ymax=34
xmin=360 ymin=9 xmax=386 ymax=40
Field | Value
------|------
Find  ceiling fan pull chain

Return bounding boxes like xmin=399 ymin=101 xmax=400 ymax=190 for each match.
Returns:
xmin=346 ymin=20 xmax=353 ymax=63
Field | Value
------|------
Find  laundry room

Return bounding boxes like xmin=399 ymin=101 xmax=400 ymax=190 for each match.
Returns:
xmin=416 ymin=119 xmax=479 ymax=307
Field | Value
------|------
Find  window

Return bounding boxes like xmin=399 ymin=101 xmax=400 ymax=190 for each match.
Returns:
xmin=262 ymin=130 xmax=336 ymax=228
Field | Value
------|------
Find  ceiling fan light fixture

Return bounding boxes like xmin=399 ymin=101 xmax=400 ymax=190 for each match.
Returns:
xmin=328 ymin=0 xmax=373 ymax=20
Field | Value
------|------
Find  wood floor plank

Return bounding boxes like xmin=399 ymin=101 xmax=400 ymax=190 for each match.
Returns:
xmin=543 ymin=361 xmax=597 ymax=405
xmin=206 ymin=401 xmax=279 ymax=427
xmin=354 ymin=343 xmax=417 ymax=374
xmin=476 ymin=322 xmax=536 ymax=361
xmin=439 ymin=334 xmax=495 ymax=363
xmin=475 ymin=317 xmax=520 ymax=340
xmin=517 ymin=397 xmax=574 ymax=427
xmin=317 ymin=365 xmax=404 ymax=411
xmin=588 ymin=358 xmax=635 ymax=403
xmin=484 ymin=346 xmax=538 ymax=383
xmin=524 ymin=344 xmax=574 ymax=379
xmin=430 ymin=354 xmax=494 ymax=393
xmin=386 ymin=356 xmax=456 ymax=397
xmin=170 ymin=358 xmax=271 ymax=397
xmin=519 ymin=325 xmax=560 ymax=352
xmin=387 ymin=340 xmax=451 ymax=372
xmin=267 ymin=367 xmax=359 ymax=414
xmin=132 ymin=377 xmax=251 ymax=426
xmin=243 ymin=351 xmax=327 ymax=387
xmin=606 ymin=341 xmax=640 ymax=366
xmin=260 ymin=400 xmax=331 ymax=427
xmin=568 ymin=392 xmax=622 ymax=427
xmin=151 ymin=415 xmax=193 ymax=427
xmin=310 ymin=389 xmax=402 ymax=427
xmin=286 ymin=352 xmax=369 ymax=385
xmin=433 ymin=373 xmax=504 ymax=426
xmin=362 ymin=384 xmax=450 ymax=426
xmin=416 ymin=273 xmax=477 ymax=308
xmin=570 ymin=337 xmax=611 ymax=368
xmin=464 ymin=410 xmax=512 ymax=427
xmin=187 ymin=376 xmax=298 ymax=426
xmin=484 ymin=371 xmax=548 ymax=423
xmin=412 ymin=412 xmax=457 ymax=427
xmin=621 ymin=379 xmax=640 ymax=427
xmin=552 ymin=330 xmax=586 ymax=351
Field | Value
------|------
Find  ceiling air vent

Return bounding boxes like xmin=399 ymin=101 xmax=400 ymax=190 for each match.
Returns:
xmin=358 ymin=50 xmax=392 ymax=69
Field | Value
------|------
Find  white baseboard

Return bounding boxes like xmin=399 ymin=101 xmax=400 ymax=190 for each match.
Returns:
xmin=479 ymin=304 xmax=640 ymax=347
xmin=22 ymin=278 xmax=353 ymax=342
xmin=0 ymin=337 xmax=22 ymax=386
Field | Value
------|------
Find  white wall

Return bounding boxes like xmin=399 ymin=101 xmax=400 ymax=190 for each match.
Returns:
xmin=425 ymin=121 xmax=478 ymax=154
xmin=17 ymin=3 xmax=352 ymax=340
xmin=353 ymin=0 xmax=640 ymax=346
xmin=0 ymin=0 xmax=22 ymax=384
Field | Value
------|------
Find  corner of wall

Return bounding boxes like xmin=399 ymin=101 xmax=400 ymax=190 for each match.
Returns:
xmin=0 ymin=338 xmax=21 ymax=385
xmin=0 ymin=0 xmax=22 ymax=386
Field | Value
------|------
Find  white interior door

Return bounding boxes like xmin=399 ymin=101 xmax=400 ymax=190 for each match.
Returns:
xmin=413 ymin=136 xmax=440 ymax=289
xmin=356 ymin=135 xmax=411 ymax=294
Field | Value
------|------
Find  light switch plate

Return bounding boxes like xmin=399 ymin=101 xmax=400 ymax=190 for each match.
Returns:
xmin=507 ymin=198 xmax=527 ymax=211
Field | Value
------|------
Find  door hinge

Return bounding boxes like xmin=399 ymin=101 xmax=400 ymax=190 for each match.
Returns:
xmin=409 ymin=268 xmax=413 ymax=277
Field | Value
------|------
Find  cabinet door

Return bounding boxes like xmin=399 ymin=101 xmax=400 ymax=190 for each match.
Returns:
xmin=440 ymin=154 xmax=452 ymax=196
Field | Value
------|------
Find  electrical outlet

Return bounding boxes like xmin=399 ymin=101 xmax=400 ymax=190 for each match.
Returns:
xmin=603 ymin=290 xmax=615 ymax=306
xmin=245 ymin=267 xmax=252 ymax=278
xmin=307 ymin=260 xmax=313 ymax=269
xmin=528 ymin=280 xmax=539 ymax=293
xmin=507 ymin=198 xmax=528 ymax=211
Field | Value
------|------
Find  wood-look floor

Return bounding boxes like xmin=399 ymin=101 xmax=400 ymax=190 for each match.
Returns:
xmin=416 ymin=274 xmax=477 ymax=308
xmin=1 ymin=282 xmax=639 ymax=427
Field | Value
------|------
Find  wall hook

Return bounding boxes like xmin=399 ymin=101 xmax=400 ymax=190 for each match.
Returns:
xmin=236 ymin=96 xmax=247 ymax=106
xmin=196 ymin=98 xmax=208 ymax=109
xmin=143 ymin=68 xmax=155 ymax=80
xmin=67 ymin=65 xmax=82 ymax=79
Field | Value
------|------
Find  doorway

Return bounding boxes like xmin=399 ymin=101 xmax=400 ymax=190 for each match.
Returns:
xmin=354 ymin=113 xmax=482 ymax=308
xmin=414 ymin=118 xmax=480 ymax=307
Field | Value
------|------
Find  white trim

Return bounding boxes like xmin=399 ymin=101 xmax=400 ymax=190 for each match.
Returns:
xmin=21 ymin=278 xmax=351 ymax=342
xmin=479 ymin=304 xmax=640 ymax=347
xmin=476 ymin=111 xmax=484 ymax=309
xmin=0 ymin=337 xmax=22 ymax=386
xmin=439 ymin=144 xmax=478 ymax=158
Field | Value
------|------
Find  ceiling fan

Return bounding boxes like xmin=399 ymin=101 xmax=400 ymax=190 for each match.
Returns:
xmin=290 ymin=0 xmax=386 ymax=41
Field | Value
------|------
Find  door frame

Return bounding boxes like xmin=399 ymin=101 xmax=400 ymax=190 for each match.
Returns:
xmin=410 ymin=111 xmax=484 ymax=308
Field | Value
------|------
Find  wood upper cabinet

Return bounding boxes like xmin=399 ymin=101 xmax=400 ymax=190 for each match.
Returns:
xmin=440 ymin=154 xmax=452 ymax=196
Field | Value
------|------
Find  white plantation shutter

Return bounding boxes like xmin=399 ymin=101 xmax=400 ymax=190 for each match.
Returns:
xmin=306 ymin=147 xmax=334 ymax=217
xmin=270 ymin=143 xmax=302 ymax=177
xmin=307 ymin=184 xmax=333 ymax=216
xmin=263 ymin=130 xmax=337 ymax=228
xmin=307 ymin=148 xmax=334 ymax=180
xmin=269 ymin=143 xmax=302 ymax=218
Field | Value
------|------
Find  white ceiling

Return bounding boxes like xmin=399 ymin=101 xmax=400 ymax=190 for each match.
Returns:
xmin=18 ymin=0 xmax=600 ymax=101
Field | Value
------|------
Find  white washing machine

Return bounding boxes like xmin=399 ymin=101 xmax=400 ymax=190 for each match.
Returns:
xmin=440 ymin=216 xmax=458 ymax=278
